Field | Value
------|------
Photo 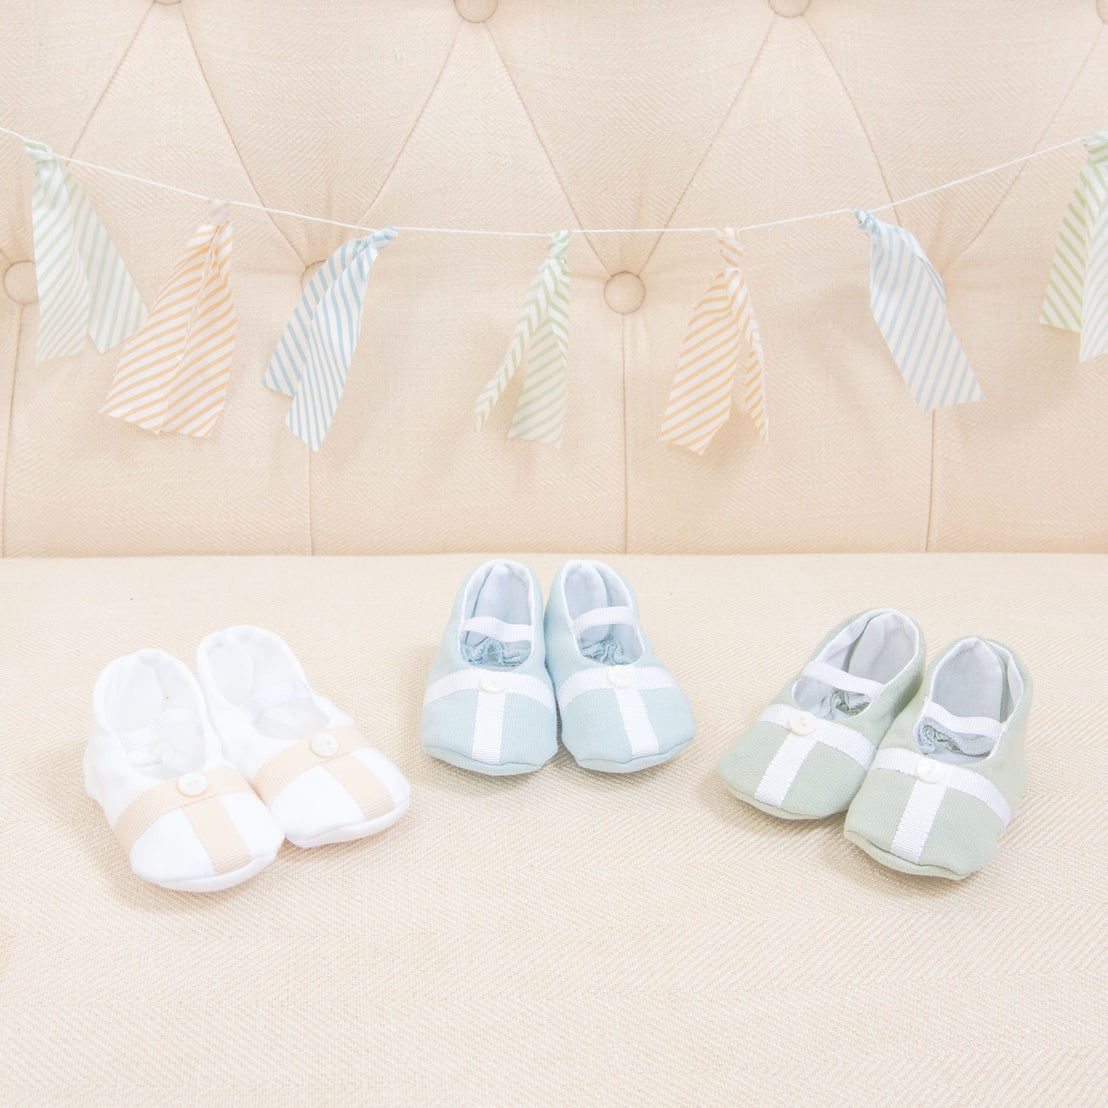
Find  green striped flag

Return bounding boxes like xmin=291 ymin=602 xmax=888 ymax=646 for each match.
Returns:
xmin=1041 ymin=130 xmax=1108 ymax=362
xmin=24 ymin=141 xmax=146 ymax=362
xmin=475 ymin=230 xmax=570 ymax=447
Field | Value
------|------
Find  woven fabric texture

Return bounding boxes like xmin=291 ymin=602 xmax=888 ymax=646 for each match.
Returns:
xmin=0 ymin=553 xmax=1105 ymax=1105
xmin=0 ymin=1 xmax=1106 ymax=554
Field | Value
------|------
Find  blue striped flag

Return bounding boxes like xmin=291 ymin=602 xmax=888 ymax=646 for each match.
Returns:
xmin=855 ymin=210 xmax=983 ymax=408
xmin=263 ymin=229 xmax=396 ymax=451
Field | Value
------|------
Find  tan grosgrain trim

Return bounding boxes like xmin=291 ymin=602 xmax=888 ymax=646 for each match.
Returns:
xmin=328 ymin=756 xmax=396 ymax=822
xmin=113 ymin=765 xmax=255 ymax=875
xmin=183 ymin=797 xmax=253 ymax=875
xmin=252 ymin=725 xmax=396 ymax=821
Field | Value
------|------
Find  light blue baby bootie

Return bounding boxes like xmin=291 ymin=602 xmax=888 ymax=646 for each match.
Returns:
xmin=544 ymin=560 xmax=696 ymax=772
xmin=421 ymin=560 xmax=557 ymax=775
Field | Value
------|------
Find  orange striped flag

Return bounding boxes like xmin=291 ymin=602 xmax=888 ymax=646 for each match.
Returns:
xmin=101 ymin=202 xmax=235 ymax=438
xmin=659 ymin=230 xmax=767 ymax=454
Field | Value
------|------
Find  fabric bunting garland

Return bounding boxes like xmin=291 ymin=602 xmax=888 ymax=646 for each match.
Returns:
xmin=24 ymin=140 xmax=146 ymax=362
xmin=100 ymin=202 xmax=235 ymax=437
xmin=474 ymin=230 xmax=570 ymax=447
xmin=263 ymin=229 xmax=396 ymax=451
xmin=660 ymin=229 xmax=767 ymax=453
xmin=1041 ymin=130 xmax=1108 ymax=362
xmin=9 ymin=125 xmax=1103 ymax=454
xmin=854 ymin=210 xmax=983 ymax=408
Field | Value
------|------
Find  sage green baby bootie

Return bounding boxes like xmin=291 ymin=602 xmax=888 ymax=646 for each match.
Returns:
xmin=843 ymin=637 xmax=1030 ymax=879
xmin=717 ymin=609 xmax=925 ymax=819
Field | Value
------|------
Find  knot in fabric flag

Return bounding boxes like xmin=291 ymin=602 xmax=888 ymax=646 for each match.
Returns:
xmin=854 ymin=210 xmax=983 ymax=408
xmin=263 ymin=229 xmax=397 ymax=451
xmin=1041 ymin=129 xmax=1108 ymax=363
xmin=101 ymin=201 xmax=234 ymax=437
xmin=474 ymin=230 xmax=571 ymax=447
xmin=23 ymin=140 xmax=146 ymax=362
xmin=659 ymin=229 xmax=767 ymax=454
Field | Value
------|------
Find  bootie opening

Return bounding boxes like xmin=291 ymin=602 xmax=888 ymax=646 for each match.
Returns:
xmin=915 ymin=638 xmax=1024 ymax=763
xmin=459 ymin=560 xmax=536 ymax=668
xmin=563 ymin=561 xmax=643 ymax=665
xmin=203 ymin=628 xmax=327 ymax=742
xmin=101 ymin=652 xmax=207 ymax=778
xmin=792 ymin=609 xmax=918 ymax=720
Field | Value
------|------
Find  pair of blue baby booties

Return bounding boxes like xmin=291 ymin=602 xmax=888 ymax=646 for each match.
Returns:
xmin=420 ymin=560 xmax=696 ymax=775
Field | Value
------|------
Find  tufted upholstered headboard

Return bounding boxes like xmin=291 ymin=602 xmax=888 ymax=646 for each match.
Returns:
xmin=0 ymin=0 xmax=1105 ymax=556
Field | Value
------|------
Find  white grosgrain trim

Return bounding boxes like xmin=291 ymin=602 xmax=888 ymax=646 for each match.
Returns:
xmin=758 ymin=705 xmax=876 ymax=768
xmin=571 ymin=606 xmax=636 ymax=637
xmin=120 ymin=707 xmax=201 ymax=753
xmin=242 ymin=679 xmax=313 ymax=720
xmin=423 ymin=669 xmax=555 ymax=713
xmin=890 ymin=779 xmax=950 ymax=863
xmin=798 ymin=661 xmax=885 ymax=700
xmin=752 ymin=705 xmax=875 ymax=807
xmin=613 ymin=688 xmax=660 ymax=758
xmin=471 ymin=688 xmax=507 ymax=764
xmin=755 ymin=732 xmax=818 ymax=806
xmin=871 ymin=747 xmax=1012 ymax=825
xmin=556 ymin=665 xmax=677 ymax=708
xmin=458 ymin=616 xmax=534 ymax=643
xmin=918 ymin=699 xmax=1005 ymax=744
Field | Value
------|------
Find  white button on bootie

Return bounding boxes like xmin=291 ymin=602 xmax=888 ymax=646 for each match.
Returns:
xmin=421 ymin=560 xmax=557 ymax=775
xmin=717 ymin=609 xmax=926 ymax=819
xmin=197 ymin=626 xmax=410 ymax=848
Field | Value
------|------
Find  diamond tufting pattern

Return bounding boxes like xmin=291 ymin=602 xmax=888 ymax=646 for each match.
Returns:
xmin=0 ymin=0 xmax=1105 ymax=555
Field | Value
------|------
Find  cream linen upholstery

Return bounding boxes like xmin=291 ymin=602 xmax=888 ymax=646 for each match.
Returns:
xmin=1 ymin=553 xmax=1106 ymax=1104
xmin=0 ymin=1 xmax=1107 ymax=554
xmin=2 ymin=4 xmax=1107 ymax=1106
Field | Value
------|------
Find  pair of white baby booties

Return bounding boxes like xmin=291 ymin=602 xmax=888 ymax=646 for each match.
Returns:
xmin=85 ymin=626 xmax=410 ymax=893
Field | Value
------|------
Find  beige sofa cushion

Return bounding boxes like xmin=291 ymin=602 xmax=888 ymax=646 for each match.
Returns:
xmin=0 ymin=552 xmax=1104 ymax=1103
xmin=1 ymin=2 xmax=1107 ymax=555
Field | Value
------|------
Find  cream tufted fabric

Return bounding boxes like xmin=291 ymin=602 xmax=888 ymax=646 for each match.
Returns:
xmin=2 ymin=7 xmax=1108 ymax=1106
xmin=0 ymin=1 xmax=1106 ymax=556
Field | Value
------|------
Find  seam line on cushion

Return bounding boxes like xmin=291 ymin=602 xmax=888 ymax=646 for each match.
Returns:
xmin=484 ymin=23 xmax=605 ymax=276
xmin=923 ymin=24 xmax=1101 ymax=556
xmin=325 ymin=22 xmax=462 ymax=556
xmin=622 ymin=315 xmax=629 ymax=552
xmin=806 ymin=17 xmax=938 ymax=551
xmin=804 ymin=17 xmax=898 ymax=225
xmin=178 ymin=2 xmax=302 ymax=263
xmin=1 ymin=306 xmax=23 ymax=557
xmin=923 ymin=412 xmax=935 ymax=551
xmin=67 ymin=4 xmax=152 ymax=160
xmin=637 ymin=18 xmax=775 ymax=279
xmin=349 ymin=21 xmax=464 ymax=231
xmin=941 ymin=25 xmax=1104 ymax=277
xmin=307 ymin=425 xmax=314 ymax=555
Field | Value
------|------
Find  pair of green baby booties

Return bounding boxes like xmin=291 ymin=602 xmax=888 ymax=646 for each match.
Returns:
xmin=717 ymin=609 xmax=1030 ymax=879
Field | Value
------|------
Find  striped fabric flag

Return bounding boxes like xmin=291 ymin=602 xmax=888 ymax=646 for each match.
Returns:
xmin=263 ymin=229 xmax=396 ymax=452
xmin=475 ymin=230 xmax=570 ymax=447
xmin=855 ymin=210 xmax=983 ymax=408
xmin=659 ymin=229 xmax=767 ymax=454
xmin=1041 ymin=130 xmax=1108 ymax=362
xmin=24 ymin=140 xmax=146 ymax=362
xmin=101 ymin=202 xmax=235 ymax=438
